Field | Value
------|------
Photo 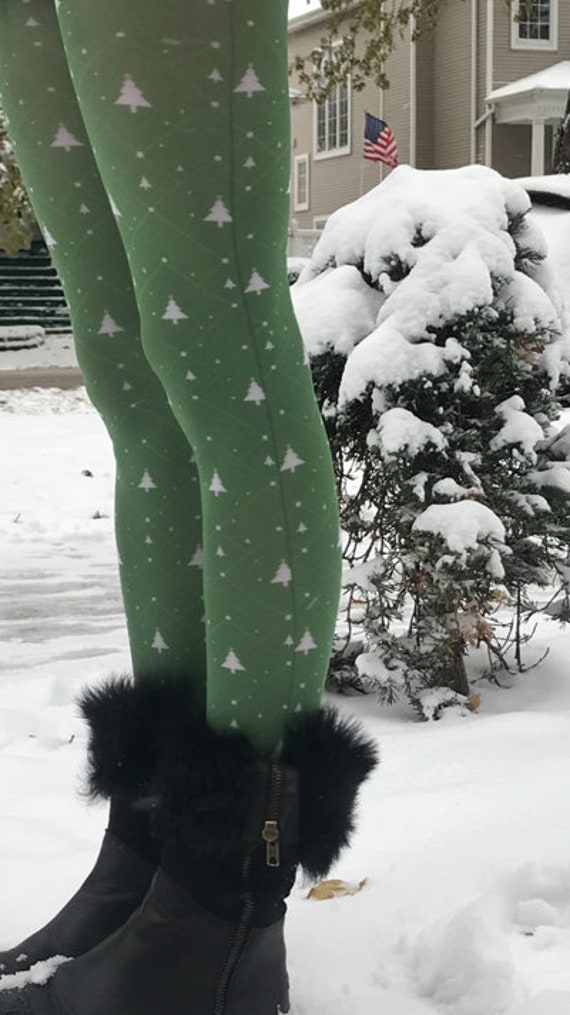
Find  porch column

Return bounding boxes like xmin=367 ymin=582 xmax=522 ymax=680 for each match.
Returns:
xmin=531 ymin=119 xmax=545 ymax=175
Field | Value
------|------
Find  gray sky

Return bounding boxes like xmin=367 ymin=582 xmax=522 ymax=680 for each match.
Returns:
xmin=288 ymin=0 xmax=321 ymax=19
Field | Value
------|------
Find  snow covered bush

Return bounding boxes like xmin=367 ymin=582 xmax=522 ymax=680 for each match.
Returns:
xmin=292 ymin=165 xmax=570 ymax=715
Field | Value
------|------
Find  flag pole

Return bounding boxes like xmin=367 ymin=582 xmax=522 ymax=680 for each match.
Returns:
xmin=379 ymin=86 xmax=384 ymax=185
xmin=360 ymin=118 xmax=365 ymax=196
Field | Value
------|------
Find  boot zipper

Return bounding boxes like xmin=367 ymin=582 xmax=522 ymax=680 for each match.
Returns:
xmin=212 ymin=763 xmax=284 ymax=1014
xmin=262 ymin=762 xmax=283 ymax=868
xmin=212 ymin=852 xmax=255 ymax=1015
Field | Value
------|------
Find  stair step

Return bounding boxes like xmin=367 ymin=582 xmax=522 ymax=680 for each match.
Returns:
xmin=0 ymin=295 xmax=68 ymax=308
xmin=0 ymin=240 xmax=71 ymax=333
xmin=0 ymin=256 xmax=52 ymax=269
xmin=1 ymin=313 xmax=69 ymax=323
xmin=0 ymin=268 xmax=59 ymax=280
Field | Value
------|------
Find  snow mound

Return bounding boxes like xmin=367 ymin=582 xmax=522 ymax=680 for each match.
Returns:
xmin=0 ymin=387 xmax=93 ymax=414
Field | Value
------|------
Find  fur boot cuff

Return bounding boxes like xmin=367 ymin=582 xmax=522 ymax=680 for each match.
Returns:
xmin=78 ymin=675 xmax=192 ymax=800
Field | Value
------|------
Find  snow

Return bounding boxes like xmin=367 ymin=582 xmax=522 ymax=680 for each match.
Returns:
xmin=292 ymin=165 xmax=568 ymax=408
xmin=376 ymin=406 xmax=447 ymax=459
xmin=0 ymin=332 xmax=77 ymax=371
xmin=412 ymin=501 xmax=506 ymax=555
xmin=288 ymin=0 xmax=321 ymax=20
xmin=2 ymin=392 xmax=570 ymax=1011
xmin=519 ymin=174 xmax=570 ymax=203
xmin=487 ymin=61 xmax=570 ymax=101
xmin=490 ymin=397 xmax=545 ymax=461
xmin=291 ymin=264 xmax=383 ymax=358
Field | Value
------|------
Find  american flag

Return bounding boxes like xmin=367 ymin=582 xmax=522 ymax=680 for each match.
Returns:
xmin=363 ymin=112 xmax=399 ymax=168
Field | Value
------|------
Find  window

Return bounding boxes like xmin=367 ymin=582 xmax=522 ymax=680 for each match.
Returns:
xmin=293 ymin=154 xmax=309 ymax=211
xmin=313 ymin=47 xmax=351 ymax=158
xmin=512 ymin=0 xmax=558 ymax=50
xmin=313 ymin=216 xmax=329 ymax=231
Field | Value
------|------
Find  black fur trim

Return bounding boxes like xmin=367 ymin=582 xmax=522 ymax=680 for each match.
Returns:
xmin=78 ymin=675 xmax=192 ymax=800
xmin=148 ymin=711 xmax=261 ymax=854
xmin=281 ymin=706 xmax=379 ymax=879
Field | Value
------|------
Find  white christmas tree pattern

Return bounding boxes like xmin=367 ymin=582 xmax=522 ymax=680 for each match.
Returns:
xmin=271 ymin=561 xmax=292 ymax=587
xmin=186 ymin=370 xmax=196 ymax=381
xmin=209 ymin=470 xmax=227 ymax=496
xmin=25 ymin=17 xmax=40 ymax=28
xmin=140 ymin=176 xmax=152 ymax=190
xmin=244 ymin=156 xmax=256 ymax=169
xmin=245 ymin=270 xmax=270 ymax=296
xmin=209 ymin=67 xmax=224 ymax=82
xmin=138 ymin=470 xmax=156 ymax=492
xmin=224 ymin=278 xmax=237 ymax=290
xmin=189 ymin=545 xmax=204 ymax=569
xmin=244 ymin=379 xmax=266 ymax=405
xmin=222 ymin=650 xmax=246 ymax=673
xmin=264 ymin=456 xmax=275 ymax=466
xmin=297 ymin=521 xmax=307 ymax=533
xmin=280 ymin=446 xmax=305 ymax=473
xmin=204 ymin=198 xmax=232 ymax=228
xmin=98 ymin=312 xmax=124 ymax=336
xmin=152 ymin=631 xmax=169 ymax=653
xmin=295 ymin=630 xmax=317 ymax=654
xmin=79 ymin=203 xmax=90 ymax=215
xmin=51 ymin=124 xmax=83 ymax=152
xmin=115 ymin=75 xmax=152 ymax=113
xmin=234 ymin=65 xmax=265 ymax=98
xmin=284 ymin=635 xmax=294 ymax=647
xmin=162 ymin=297 xmax=188 ymax=325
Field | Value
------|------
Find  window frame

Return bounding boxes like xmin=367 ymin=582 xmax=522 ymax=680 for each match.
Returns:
xmin=312 ymin=45 xmax=351 ymax=160
xmin=293 ymin=153 xmax=310 ymax=212
xmin=312 ymin=215 xmax=329 ymax=230
xmin=511 ymin=0 xmax=558 ymax=51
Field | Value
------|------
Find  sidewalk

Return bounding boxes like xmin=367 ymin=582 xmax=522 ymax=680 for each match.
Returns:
xmin=0 ymin=332 xmax=83 ymax=390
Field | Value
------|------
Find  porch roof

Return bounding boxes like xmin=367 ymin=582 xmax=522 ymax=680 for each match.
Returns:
xmin=486 ymin=61 xmax=570 ymax=124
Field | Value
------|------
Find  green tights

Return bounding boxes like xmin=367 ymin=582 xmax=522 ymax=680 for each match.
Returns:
xmin=0 ymin=0 xmax=341 ymax=753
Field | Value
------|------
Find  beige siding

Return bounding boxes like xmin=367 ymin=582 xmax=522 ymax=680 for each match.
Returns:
xmin=288 ymin=0 xmax=570 ymax=226
xmin=431 ymin=0 xmax=473 ymax=168
xmin=416 ymin=29 xmax=435 ymax=168
xmin=475 ymin=0 xmax=489 ymax=164
xmin=493 ymin=0 xmax=570 ymax=88
xmin=288 ymin=14 xmax=410 ymax=227
xmin=490 ymin=0 xmax=570 ymax=176
xmin=383 ymin=25 xmax=412 ymax=168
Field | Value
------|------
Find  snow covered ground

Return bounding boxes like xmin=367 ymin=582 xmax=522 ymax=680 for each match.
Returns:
xmin=0 ymin=331 xmax=78 ymax=371
xmin=1 ymin=371 xmax=570 ymax=1015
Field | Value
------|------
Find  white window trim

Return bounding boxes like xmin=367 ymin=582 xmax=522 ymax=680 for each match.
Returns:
xmin=313 ymin=86 xmax=352 ymax=160
xmin=293 ymin=154 xmax=310 ymax=212
xmin=312 ymin=42 xmax=352 ymax=160
xmin=511 ymin=0 xmax=558 ymax=51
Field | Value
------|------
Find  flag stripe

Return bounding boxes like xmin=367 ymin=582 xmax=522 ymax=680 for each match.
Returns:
xmin=363 ymin=112 xmax=399 ymax=169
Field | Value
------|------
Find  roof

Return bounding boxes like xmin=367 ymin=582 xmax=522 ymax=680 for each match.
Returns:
xmin=487 ymin=61 xmax=570 ymax=102
xmin=288 ymin=7 xmax=330 ymax=33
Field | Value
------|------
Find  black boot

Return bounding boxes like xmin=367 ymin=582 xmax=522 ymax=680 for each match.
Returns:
xmin=0 ymin=705 xmax=377 ymax=1014
xmin=0 ymin=676 xmax=189 ymax=977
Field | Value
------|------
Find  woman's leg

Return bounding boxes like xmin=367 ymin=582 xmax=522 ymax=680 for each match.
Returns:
xmin=0 ymin=0 xmax=206 ymax=706
xmin=55 ymin=0 xmax=342 ymax=754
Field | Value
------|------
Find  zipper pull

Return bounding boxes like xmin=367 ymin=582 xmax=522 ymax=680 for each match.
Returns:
xmin=262 ymin=820 xmax=281 ymax=868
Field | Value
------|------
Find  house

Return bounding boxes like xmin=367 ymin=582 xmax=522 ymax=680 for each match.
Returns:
xmin=288 ymin=0 xmax=570 ymax=239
